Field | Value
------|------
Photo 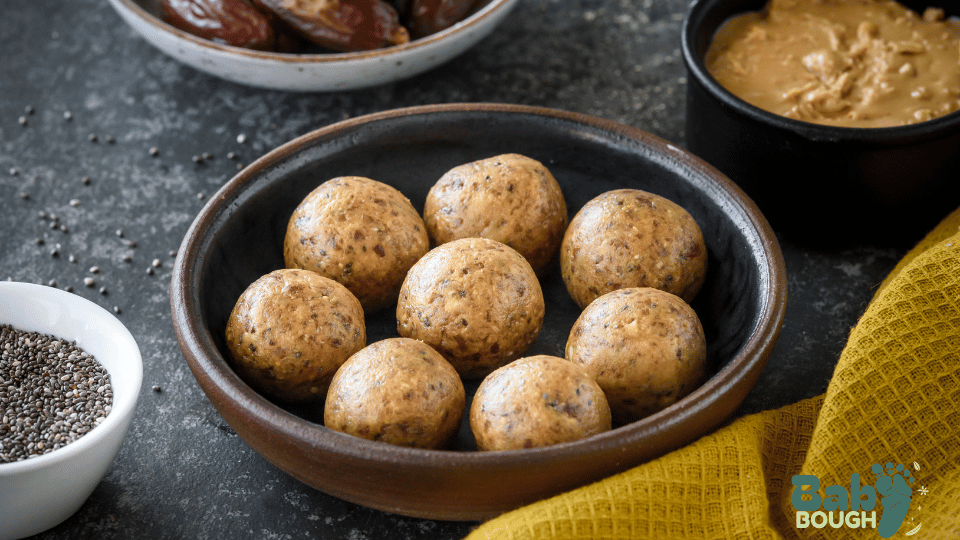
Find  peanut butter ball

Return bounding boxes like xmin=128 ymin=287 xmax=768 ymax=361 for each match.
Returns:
xmin=560 ymin=189 xmax=707 ymax=309
xmin=565 ymin=287 xmax=706 ymax=425
xmin=324 ymin=338 xmax=465 ymax=449
xmin=423 ymin=154 xmax=568 ymax=276
xmin=225 ymin=268 xmax=366 ymax=403
xmin=284 ymin=176 xmax=430 ymax=312
xmin=396 ymin=237 xmax=544 ymax=379
xmin=470 ymin=355 xmax=611 ymax=451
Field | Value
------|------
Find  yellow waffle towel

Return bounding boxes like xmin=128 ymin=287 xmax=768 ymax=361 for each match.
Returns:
xmin=466 ymin=207 xmax=960 ymax=540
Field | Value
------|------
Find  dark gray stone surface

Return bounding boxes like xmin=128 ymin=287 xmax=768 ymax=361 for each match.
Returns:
xmin=1 ymin=0 xmax=912 ymax=538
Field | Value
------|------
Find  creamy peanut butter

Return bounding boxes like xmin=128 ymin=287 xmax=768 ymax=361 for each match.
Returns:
xmin=706 ymin=0 xmax=960 ymax=128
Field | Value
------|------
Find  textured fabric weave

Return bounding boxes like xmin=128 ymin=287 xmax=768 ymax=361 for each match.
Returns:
xmin=466 ymin=207 xmax=960 ymax=540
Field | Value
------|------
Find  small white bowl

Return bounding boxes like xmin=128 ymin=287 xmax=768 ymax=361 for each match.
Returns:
xmin=106 ymin=0 xmax=519 ymax=92
xmin=0 ymin=282 xmax=143 ymax=540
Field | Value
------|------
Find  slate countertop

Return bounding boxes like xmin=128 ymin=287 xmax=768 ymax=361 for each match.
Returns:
xmin=1 ymin=0 xmax=911 ymax=538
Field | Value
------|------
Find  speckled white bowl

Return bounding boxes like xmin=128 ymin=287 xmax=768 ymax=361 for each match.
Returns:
xmin=0 ymin=282 xmax=142 ymax=540
xmin=106 ymin=0 xmax=518 ymax=92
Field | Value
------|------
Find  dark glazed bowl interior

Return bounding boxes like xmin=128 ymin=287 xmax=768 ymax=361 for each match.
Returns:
xmin=171 ymin=103 xmax=787 ymax=521
xmin=682 ymin=0 xmax=960 ymax=244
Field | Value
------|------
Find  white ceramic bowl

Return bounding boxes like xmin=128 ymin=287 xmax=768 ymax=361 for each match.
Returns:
xmin=106 ymin=0 xmax=518 ymax=92
xmin=0 ymin=282 xmax=142 ymax=540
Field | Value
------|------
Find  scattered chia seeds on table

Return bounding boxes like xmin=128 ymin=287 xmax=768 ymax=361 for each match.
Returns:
xmin=0 ymin=324 xmax=112 ymax=463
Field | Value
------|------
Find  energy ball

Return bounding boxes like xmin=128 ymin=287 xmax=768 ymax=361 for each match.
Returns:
xmin=565 ymin=287 xmax=706 ymax=425
xmin=225 ymin=268 xmax=366 ymax=403
xmin=423 ymin=154 xmax=568 ymax=276
xmin=324 ymin=338 xmax=465 ymax=449
xmin=470 ymin=355 xmax=611 ymax=451
xmin=396 ymin=237 xmax=544 ymax=379
xmin=560 ymin=188 xmax=707 ymax=309
xmin=284 ymin=176 xmax=430 ymax=312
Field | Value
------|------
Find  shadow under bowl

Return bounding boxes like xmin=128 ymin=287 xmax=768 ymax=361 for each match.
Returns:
xmin=170 ymin=103 xmax=787 ymax=521
xmin=682 ymin=0 xmax=960 ymax=245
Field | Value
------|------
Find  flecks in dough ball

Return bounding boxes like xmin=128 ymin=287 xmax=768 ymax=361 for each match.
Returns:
xmin=284 ymin=176 xmax=430 ymax=313
xmin=324 ymin=338 xmax=465 ymax=449
xmin=224 ymin=269 xmax=366 ymax=403
xmin=560 ymin=189 xmax=707 ymax=309
xmin=470 ymin=355 xmax=611 ymax=451
xmin=423 ymin=154 xmax=568 ymax=276
xmin=565 ymin=287 xmax=706 ymax=425
xmin=396 ymin=237 xmax=545 ymax=380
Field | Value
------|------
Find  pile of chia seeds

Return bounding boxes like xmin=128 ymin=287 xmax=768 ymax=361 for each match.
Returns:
xmin=0 ymin=324 xmax=112 ymax=463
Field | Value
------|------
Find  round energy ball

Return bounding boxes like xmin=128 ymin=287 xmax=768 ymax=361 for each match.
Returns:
xmin=224 ymin=268 xmax=366 ymax=403
xmin=470 ymin=355 xmax=611 ymax=451
xmin=560 ymin=188 xmax=707 ymax=309
xmin=324 ymin=338 xmax=465 ymax=449
xmin=565 ymin=287 xmax=707 ymax=425
xmin=284 ymin=176 xmax=430 ymax=312
xmin=423 ymin=154 xmax=568 ymax=276
xmin=396 ymin=237 xmax=545 ymax=379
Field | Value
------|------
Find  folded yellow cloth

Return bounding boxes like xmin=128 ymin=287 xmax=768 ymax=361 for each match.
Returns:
xmin=466 ymin=207 xmax=960 ymax=540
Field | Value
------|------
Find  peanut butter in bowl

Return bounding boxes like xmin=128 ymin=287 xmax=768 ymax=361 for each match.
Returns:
xmin=705 ymin=0 xmax=960 ymax=128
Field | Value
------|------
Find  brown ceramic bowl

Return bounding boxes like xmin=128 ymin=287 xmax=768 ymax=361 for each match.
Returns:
xmin=170 ymin=103 xmax=787 ymax=521
xmin=682 ymin=0 xmax=960 ymax=244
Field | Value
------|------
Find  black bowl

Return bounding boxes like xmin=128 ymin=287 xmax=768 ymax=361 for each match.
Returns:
xmin=171 ymin=103 xmax=787 ymax=520
xmin=682 ymin=0 xmax=960 ymax=244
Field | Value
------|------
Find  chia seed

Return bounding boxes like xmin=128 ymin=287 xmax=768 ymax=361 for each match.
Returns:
xmin=0 ymin=324 xmax=112 ymax=463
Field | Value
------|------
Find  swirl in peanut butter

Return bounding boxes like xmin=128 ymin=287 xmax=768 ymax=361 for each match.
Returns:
xmin=706 ymin=0 xmax=960 ymax=128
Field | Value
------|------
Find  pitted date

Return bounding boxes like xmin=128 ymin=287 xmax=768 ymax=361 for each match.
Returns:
xmin=254 ymin=0 xmax=410 ymax=52
xmin=160 ymin=0 xmax=278 ymax=50
xmin=406 ymin=0 xmax=476 ymax=39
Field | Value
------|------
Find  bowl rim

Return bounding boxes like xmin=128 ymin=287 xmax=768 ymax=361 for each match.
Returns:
xmin=110 ymin=0 xmax=515 ymax=63
xmin=680 ymin=0 xmax=960 ymax=142
xmin=170 ymin=102 xmax=788 ymax=473
xmin=0 ymin=281 xmax=143 ymax=475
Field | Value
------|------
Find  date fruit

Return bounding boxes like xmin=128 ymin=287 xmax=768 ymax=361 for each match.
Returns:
xmin=255 ymin=0 xmax=410 ymax=52
xmin=160 ymin=0 xmax=278 ymax=50
xmin=407 ymin=0 xmax=476 ymax=38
